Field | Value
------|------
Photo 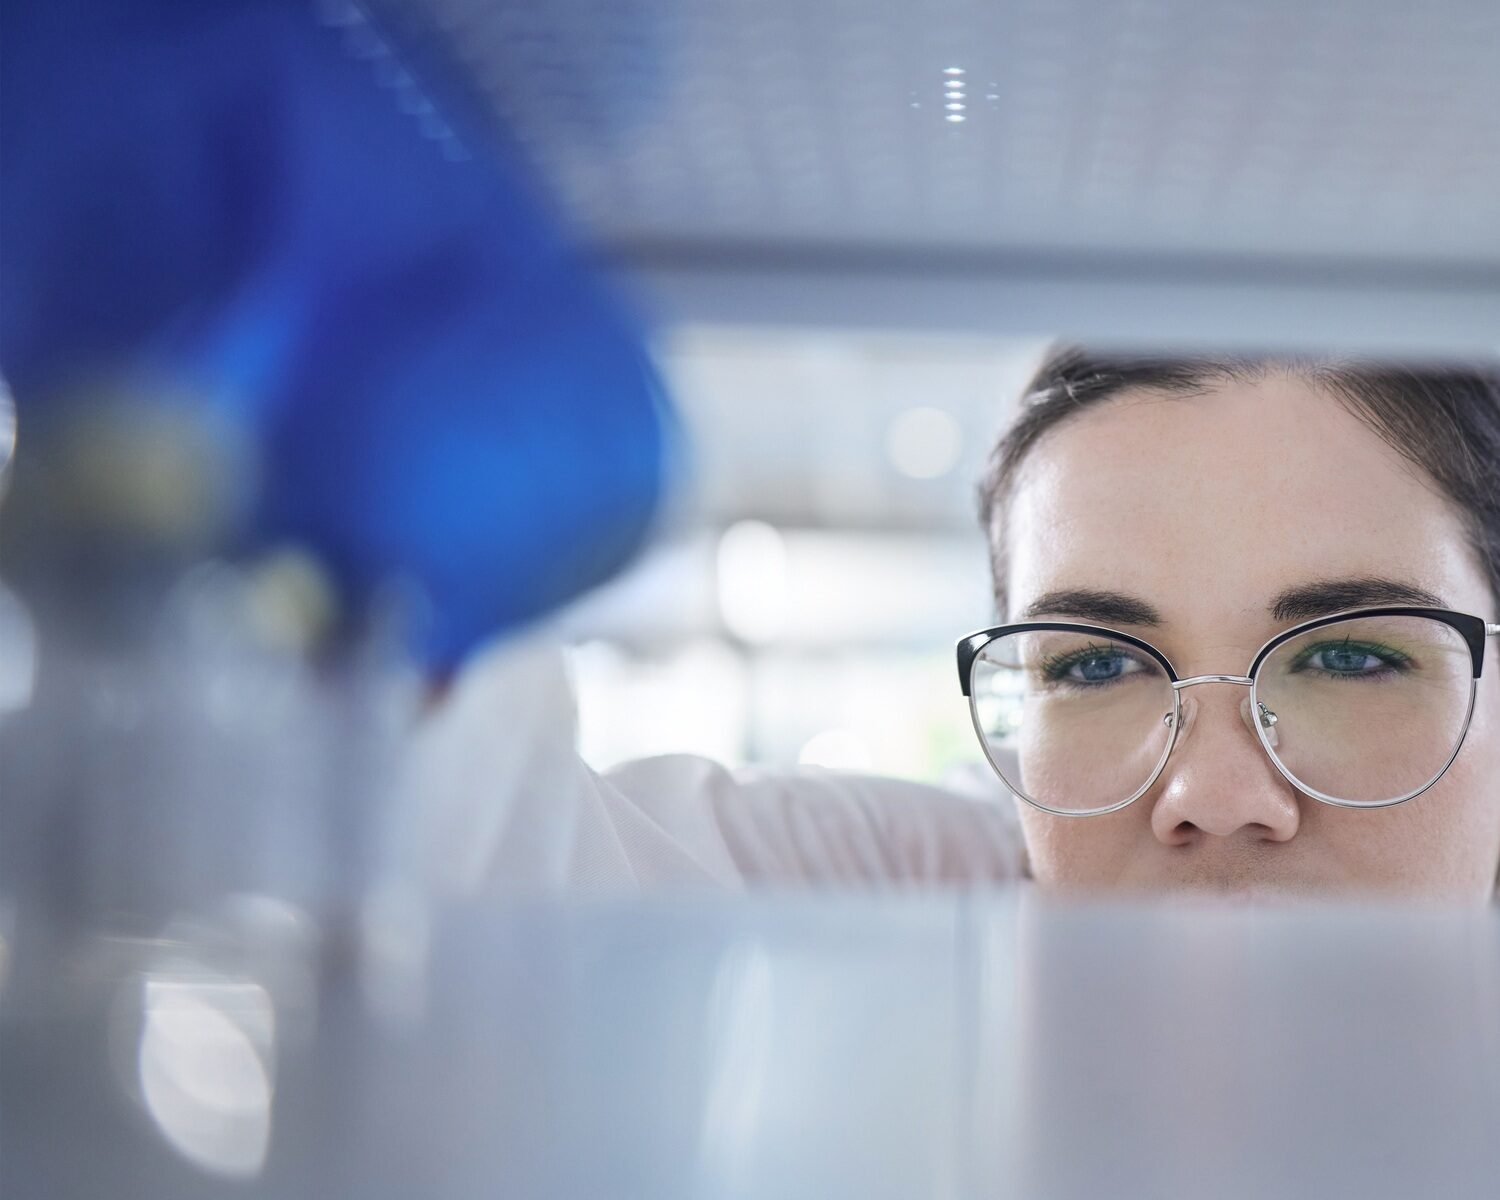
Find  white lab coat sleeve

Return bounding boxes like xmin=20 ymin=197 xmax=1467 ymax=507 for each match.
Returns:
xmin=393 ymin=632 xmax=1026 ymax=895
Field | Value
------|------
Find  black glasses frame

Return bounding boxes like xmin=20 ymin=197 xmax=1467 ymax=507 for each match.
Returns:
xmin=959 ymin=607 xmax=1492 ymax=694
xmin=956 ymin=606 xmax=1498 ymax=816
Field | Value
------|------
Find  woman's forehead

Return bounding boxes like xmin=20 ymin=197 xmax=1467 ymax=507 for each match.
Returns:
xmin=1003 ymin=377 xmax=1487 ymax=625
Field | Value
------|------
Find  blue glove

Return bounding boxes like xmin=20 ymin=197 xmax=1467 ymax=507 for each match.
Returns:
xmin=0 ymin=0 xmax=671 ymax=669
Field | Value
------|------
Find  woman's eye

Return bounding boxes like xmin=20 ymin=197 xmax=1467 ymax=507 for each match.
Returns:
xmin=1316 ymin=647 xmax=1377 ymax=673
xmin=1299 ymin=643 xmax=1405 ymax=677
xmin=1073 ymin=655 xmax=1124 ymax=682
xmin=1049 ymin=651 xmax=1142 ymax=684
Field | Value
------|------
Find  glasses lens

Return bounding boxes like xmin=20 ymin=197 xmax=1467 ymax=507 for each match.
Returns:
xmin=969 ymin=630 xmax=1176 ymax=814
xmin=1255 ymin=615 xmax=1476 ymax=805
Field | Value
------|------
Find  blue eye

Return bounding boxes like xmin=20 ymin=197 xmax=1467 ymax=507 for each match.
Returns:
xmin=1316 ymin=646 xmax=1381 ymax=674
xmin=1290 ymin=639 xmax=1412 ymax=679
xmin=1075 ymin=655 xmax=1126 ymax=682
xmin=1041 ymin=646 xmax=1146 ymax=686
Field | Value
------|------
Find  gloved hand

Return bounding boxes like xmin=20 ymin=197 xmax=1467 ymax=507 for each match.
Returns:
xmin=0 ymin=0 xmax=673 ymax=670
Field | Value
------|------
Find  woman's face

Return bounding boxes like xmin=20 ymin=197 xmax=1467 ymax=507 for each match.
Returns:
xmin=1003 ymin=374 xmax=1500 ymax=901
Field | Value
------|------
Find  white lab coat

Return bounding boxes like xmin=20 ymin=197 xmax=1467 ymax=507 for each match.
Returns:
xmin=395 ymin=633 xmax=1027 ymax=894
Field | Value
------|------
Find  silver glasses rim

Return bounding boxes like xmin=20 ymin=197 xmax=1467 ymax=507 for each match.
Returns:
xmin=965 ymin=683 xmax=1182 ymax=818
xmin=966 ymin=609 xmax=1487 ymax=816
xmin=1248 ymin=672 xmax=1479 ymax=810
xmin=1173 ymin=674 xmax=1252 ymax=689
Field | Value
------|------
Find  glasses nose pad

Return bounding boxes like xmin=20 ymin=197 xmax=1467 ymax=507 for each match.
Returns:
xmin=1164 ymin=693 xmax=1196 ymax=744
xmin=1242 ymin=693 xmax=1281 ymax=749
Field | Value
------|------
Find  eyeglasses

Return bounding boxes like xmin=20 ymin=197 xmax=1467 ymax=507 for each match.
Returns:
xmin=957 ymin=607 xmax=1500 ymax=817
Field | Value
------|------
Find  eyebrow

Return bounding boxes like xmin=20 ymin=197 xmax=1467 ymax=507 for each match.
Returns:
xmin=1018 ymin=589 xmax=1165 ymax=626
xmin=1018 ymin=577 xmax=1449 ymax=629
xmin=1268 ymin=577 xmax=1447 ymax=622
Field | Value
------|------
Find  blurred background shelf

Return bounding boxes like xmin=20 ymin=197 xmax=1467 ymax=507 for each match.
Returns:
xmin=388 ymin=0 xmax=1500 ymax=351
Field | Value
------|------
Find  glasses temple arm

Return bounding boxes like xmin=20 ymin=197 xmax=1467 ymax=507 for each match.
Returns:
xmin=1489 ymin=624 xmax=1500 ymax=637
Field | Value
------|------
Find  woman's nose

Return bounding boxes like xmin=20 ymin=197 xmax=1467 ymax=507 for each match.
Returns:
xmin=1149 ymin=689 xmax=1301 ymax=845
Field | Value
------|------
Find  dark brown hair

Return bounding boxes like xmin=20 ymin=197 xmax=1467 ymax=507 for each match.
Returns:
xmin=978 ymin=347 xmax=1500 ymax=618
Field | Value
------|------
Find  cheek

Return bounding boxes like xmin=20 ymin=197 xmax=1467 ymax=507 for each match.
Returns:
xmin=1314 ymin=712 xmax=1500 ymax=897
xmin=1016 ymin=801 xmax=1146 ymax=887
xmin=1451 ymin=672 xmax=1500 ymax=858
xmin=1444 ymin=669 xmax=1500 ymax=844
xmin=1480 ymin=663 xmax=1500 ymax=750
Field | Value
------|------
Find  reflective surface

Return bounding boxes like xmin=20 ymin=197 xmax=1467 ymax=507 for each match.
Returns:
xmin=5 ymin=896 xmax=1499 ymax=1198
